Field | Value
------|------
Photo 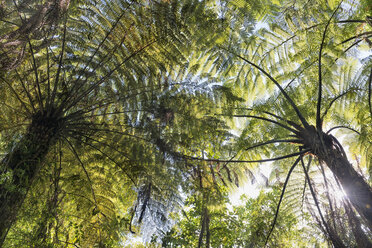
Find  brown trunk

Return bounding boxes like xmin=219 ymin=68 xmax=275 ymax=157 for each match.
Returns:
xmin=197 ymin=213 xmax=205 ymax=248
xmin=320 ymin=143 xmax=372 ymax=228
xmin=301 ymin=126 xmax=372 ymax=228
xmin=345 ymin=202 xmax=372 ymax=247
xmin=205 ymin=208 xmax=210 ymax=248
xmin=0 ymin=111 xmax=60 ymax=246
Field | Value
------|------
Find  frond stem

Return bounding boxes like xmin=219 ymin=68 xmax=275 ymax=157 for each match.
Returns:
xmin=326 ymin=126 xmax=360 ymax=135
xmin=316 ymin=3 xmax=341 ymax=129
xmin=232 ymin=114 xmax=299 ymax=134
xmin=64 ymin=137 xmax=98 ymax=207
xmin=264 ymin=156 xmax=302 ymax=247
xmin=321 ymin=88 xmax=357 ymax=119
xmin=50 ymin=17 xmax=68 ymax=106
xmin=244 ymin=138 xmax=303 ymax=152
xmin=368 ymin=67 xmax=372 ymax=118
xmin=223 ymin=49 xmax=309 ymax=128
xmin=183 ymin=149 xmax=310 ymax=164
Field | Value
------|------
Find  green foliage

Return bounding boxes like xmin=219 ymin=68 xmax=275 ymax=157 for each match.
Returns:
xmin=162 ymin=186 xmax=325 ymax=247
xmin=1 ymin=0 xmax=372 ymax=247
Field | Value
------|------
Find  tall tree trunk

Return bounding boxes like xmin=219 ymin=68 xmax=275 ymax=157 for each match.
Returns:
xmin=301 ymin=126 xmax=372 ymax=228
xmin=197 ymin=208 xmax=206 ymax=248
xmin=205 ymin=208 xmax=210 ymax=248
xmin=321 ymin=144 xmax=372 ymax=227
xmin=0 ymin=111 xmax=60 ymax=245
xmin=345 ymin=202 xmax=372 ymax=247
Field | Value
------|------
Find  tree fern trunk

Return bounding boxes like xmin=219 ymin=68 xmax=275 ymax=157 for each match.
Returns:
xmin=305 ymin=129 xmax=372 ymax=228
xmin=0 ymin=111 xmax=59 ymax=245
xmin=205 ymin=208 xmax=210 ymax=248
xmin=321 ymin=146 xmax=372 ymax=228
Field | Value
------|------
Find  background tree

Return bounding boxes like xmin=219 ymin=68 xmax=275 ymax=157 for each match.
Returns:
xmin=194 ymin=0 xmax=372 ymax=246
xmin=1 ymin=0 xmax=372 ymax=247
xmin=0 ymin=0 xmax=238 ymax=246
xmin=162 ymin=184 xmax=324 ymax=247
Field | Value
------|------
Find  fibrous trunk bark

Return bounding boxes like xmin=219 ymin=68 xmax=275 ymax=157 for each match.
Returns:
xmin=321 ymin=145 xmax=372 ymax=227
xmin=198 ymin=207 xmax=210 ymax=248
xmin=302 ymin=127 xmax=372 ymax=228
xmin=0 ymin=112 xmax=59 ymax=246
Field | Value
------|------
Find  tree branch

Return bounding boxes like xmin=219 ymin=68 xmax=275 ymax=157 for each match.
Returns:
xmin=368 ymin=67 xmax=372 ymax=118
xmin=340 ymin=31 xmax=372 ymax=45
xmin=244 ymin=138 xmax=303 ymax=152
xmin=321 ymin=88 xmax=357 ymax=120
xmin=222 ymin=48 xmax=310 ymax=128
xmin=231 ymin=114 xmax=300 ymax=134
xmin=71 ymin=134 xmax=137 ymax=186
xmin=50 ymin=17 xmax=68 ymax=106
xmin=300 ymin=154 xmax=346 ymax=248
xmin=264 ymin=156 xmax=301 ymax=247
xmin=27 ymin=39 xmax=43 ymax=111
xmin=0 ymin=75 xmax=32 ymax=115
xmin=67 ymin=11 xmax=128 ymax=93
xmin=183 ymin=149 xmax=310 ymax=164
xmin=64 ymin=137 xmax=97 ymax=207
xmin=316 ymin=3 xmax=341 ymax=129
xmin=326 ymin=125 xmax=360 ymax=135
xmin=64 ymin=39 xmax=157 ymax=112
xmin=301 ymin=156 xmax=312 ymax=211
xmin=233 ymin=107 xmax=303 ymax=130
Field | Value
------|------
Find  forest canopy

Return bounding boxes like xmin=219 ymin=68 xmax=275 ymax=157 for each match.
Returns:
xmin=0 ymin=0 xmax=371 ymax=247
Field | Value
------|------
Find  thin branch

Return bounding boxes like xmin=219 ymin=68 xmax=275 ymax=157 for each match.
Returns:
xmin=0 ymin=44 xmax=36 ymax=113
xmin=73 ymin=132 xmax=132 ymax=161
xmin=300 ymin=154 xmax=345 ymax=248
xmin=343 ymin=38 xmax=365 ymax=54
xmin=316 ymin=3 xmax=341 ymax=129
xmin=16 ymin=67 xmax=37 ymax=112
xmin=264 ymin=156 xmax=302 ymax=247
xmin=46 ymin=41 xmax=51 ymax=107
xmin=70 ymin=134 xmax=137 ymax=186
xmin=138 ymin=183 xmax=151 ymax=224
xmin=231 ymin=114 xmax=300 ymax=134
xmin=321 ymin=88 xmax=357 ymax=119
xmin=339 ymin=31 xmax=372 ymax=45
xmin=338 ymin=19 xmax=366 ymax=24
xmin=368 ymin=67 xmax=372 ymax=118
xmin=62 ymin=88 xmax=157 ymax=122
xmin=244 ymin=138 xmax=303 ymax=152
xmin=326 ymin=125 xmax=360 ymax=135
xmin=183 ymin=149 xmax=310 ymax=164
xmin=64 ymin=21 xmax=135 ymax=112
xmin=283 ymin=59 xmax=318 ymax=91
xmin=223 ymin=48 xmax=310 ymax=128
xmin=64 ymin=39 xmax=157 ymax=112
xmin=27 ymin=39 xmax=43 ymax=111
xmin=63 ymin=22 xmax=136 ymax=109
xmin=233 ymin=107 xmax=302 ymax=130
xmin=57 ymin=240 xmax=80 ymax=248
xmin=0 ymin=101 xmax=28 ymax=117
xmin=65 ymin=192 xmax=95 ymax=205
xmin=50 ymin=17 xmax=68 ymax=106
xmin=67 ymin=110 xmax=148 ymax=121
xmin=64 ymin=137 xmax=97 ymax=207
xmin=68 ymin=12 xmax=127 ymax=92
xmin=319 ymin=162 xmax=336 ymax=230
xmin=64 ymin=126 xmax=150 ymax=143
xmin=129 ymin=205 xmax=137 ymax=234
xmin=0 ymin=75 xmax=32 ymax=115
xmin=301 ymin=156 xmax=312 ymax=211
